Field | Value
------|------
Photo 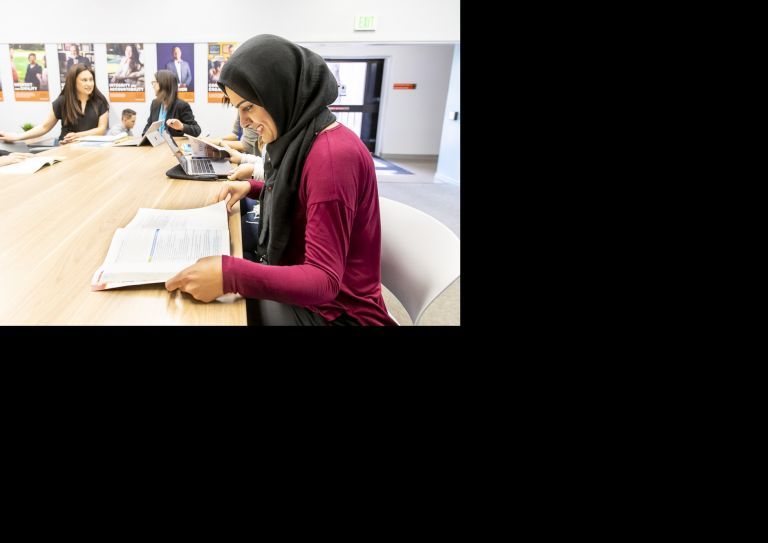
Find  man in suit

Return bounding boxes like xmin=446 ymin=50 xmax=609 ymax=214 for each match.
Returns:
xmin=66 ymin=44 xmax=91 ymax=72
xmin=165 ymin=46 xmax=192 ymax=89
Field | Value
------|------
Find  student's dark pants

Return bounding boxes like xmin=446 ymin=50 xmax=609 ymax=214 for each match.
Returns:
xmin=239 ymin=197 xmax=358 ymax=326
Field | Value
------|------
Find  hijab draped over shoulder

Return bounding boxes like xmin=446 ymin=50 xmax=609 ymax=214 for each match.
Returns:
xmin=218 ymin=34 xmax=338 ymax=265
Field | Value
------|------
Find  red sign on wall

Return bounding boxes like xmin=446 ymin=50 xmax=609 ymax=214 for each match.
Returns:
xmin=393 ymin=83 xmax=417 ymax=90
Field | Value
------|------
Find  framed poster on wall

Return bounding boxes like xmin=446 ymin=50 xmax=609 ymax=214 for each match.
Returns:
xmin=10 ymin=43 xmax=50 ymax=101
xmin=57 ymin=43 xmax=95 ymax=90
xmin=157 ymin=43 xmax=194 ymax=102
xmin=207 ymin=42 xmax=237 ymax=103
xmin=107 ymin=43 xmax=145 ymax=102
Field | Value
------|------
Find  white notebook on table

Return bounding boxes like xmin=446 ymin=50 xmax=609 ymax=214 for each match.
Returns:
xmin=76 ymin=133 xmax=126 ymax=142
xmin=0 ymin=155 xmax=66 ymax=174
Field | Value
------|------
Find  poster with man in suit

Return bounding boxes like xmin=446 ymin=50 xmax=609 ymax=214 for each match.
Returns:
xmin=57 ymin=43 xmax=96 ymax=90
xmin=157 ymin=43 xmax=194 ymax=102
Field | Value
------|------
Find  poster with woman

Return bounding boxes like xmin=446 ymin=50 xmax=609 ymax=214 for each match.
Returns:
xmin=157 ymin=43 xmax=194 ymax=102
xmin=57 ymin=43 xmax=95 ymax=90
xmin=207 ymin=42 xmax=237 ymax=103
xmin=10 ymin=44 xmax=49 ymax=101
xmin=107 ymin=43 xmax=145 ymax=102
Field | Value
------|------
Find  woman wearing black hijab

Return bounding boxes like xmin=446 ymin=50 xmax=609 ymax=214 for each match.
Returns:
xmin=165 ymin=35 xmax=395 ymax=326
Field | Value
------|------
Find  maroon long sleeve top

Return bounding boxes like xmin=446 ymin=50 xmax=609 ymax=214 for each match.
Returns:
xmin=221 ymin=124 xmax=396 ymax=325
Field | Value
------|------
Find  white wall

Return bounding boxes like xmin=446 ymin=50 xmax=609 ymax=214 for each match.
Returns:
xmin=0 ymin=1 xmax=458 ymax=154
xmin=1 ymin=0 xmax=459 ymax=43
xmin=436 ymin=45 xmax=460 ymax=184
xmin=302 ymin=43 xmax=453 ymax=156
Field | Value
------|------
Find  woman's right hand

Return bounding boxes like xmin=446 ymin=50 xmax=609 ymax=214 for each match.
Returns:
xmin=217 ymin=180 xmax=252 ymax=212
xmin=0 ymin=131 xmax=19 ymax=142
xmin=9 ymin=152 xmax=34 ymax=162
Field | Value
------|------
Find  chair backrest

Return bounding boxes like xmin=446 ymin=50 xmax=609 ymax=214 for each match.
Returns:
xmin=378 ymin=197 xmax=460 ymax=325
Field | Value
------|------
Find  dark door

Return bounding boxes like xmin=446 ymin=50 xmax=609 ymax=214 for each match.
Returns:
xmin=324 ymin=58 xmax=384 ymax=153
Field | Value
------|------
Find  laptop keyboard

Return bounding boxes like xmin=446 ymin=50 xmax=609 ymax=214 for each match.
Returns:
xmin=189 ymin=158 xmax=215 ymax=174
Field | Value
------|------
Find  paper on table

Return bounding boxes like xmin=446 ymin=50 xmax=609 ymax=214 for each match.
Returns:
xmin=74 ymin=141 xmax=114 ymax=148
xmin=76 ymin=133 xmax=126 ymax=142
xmin=0 ymin=156 xmax=66 ymax=174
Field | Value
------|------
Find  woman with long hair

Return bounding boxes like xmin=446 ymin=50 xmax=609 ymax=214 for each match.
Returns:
xmin=141 ymin=69 xmax=201 ymax=137
xmin=111 ymin=43 xmax=143 ymax=83
xmin=0 ymin=64 xmax=108 ymax=144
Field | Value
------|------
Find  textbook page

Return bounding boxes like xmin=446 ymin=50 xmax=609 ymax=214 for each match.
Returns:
xmin=91 ymin=200 xmax=230 ymax=289
xmin=0 ymin=156 xmax=66 ymax=174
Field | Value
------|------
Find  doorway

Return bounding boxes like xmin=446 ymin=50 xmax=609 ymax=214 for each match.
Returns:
xmin=324 ymin=58 xmax=384 ymax=153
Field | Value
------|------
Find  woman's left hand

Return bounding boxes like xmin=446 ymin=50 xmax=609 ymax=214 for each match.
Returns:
xmin=61 ymin=132 xmax=79 ymax=144
xmin=164 ymin=255 xmax=224 ymax=302
xmin=166 ymin=119 xmax=183 ymax=131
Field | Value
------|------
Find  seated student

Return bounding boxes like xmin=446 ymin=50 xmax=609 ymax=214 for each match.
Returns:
xmin=142 ymin=70 xmax=201 ymax=138
xmin=209 ymin=113 xmax=259 ymax=155
xmin=0 ymin=64 xmax=108 ymax=145
xmin=164 ymin=34 xmax=395 ymax=326
xmin=108 ymin=108 xmax=137 ymax=136
xmin=0 ymin=150 xmax=34 ymax=167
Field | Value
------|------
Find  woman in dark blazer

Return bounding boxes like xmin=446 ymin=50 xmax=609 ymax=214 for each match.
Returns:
xmin=142 ymin=69 xmax=201 ymax=138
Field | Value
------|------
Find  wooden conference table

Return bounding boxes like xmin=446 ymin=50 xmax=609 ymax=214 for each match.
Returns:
xmin=0 ymin=138 xmax=247 ymax=325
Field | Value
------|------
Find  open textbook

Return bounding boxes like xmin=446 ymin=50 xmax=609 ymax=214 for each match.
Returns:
xmin=0 ymin=155 xmax=66 ymax=174
xmin=91 ymin=200 xmax=230 ymax=290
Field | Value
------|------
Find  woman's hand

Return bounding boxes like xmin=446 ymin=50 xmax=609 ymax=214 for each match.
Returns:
xmin=0 ymin=131 xmax=19 ymax=142
xmin=164 ymin=255 xmax=224 ymax=303
xmin=8 ymin=152 xmax=34 ymax=163
xmin=0 ymin=152 xmax=34 ymax=166
xmin=217 ymin=180 xmax=252 ymax=212
xmin=61 ymin=132 xmax=79 ymax=144
xmin=166 ymin=119 xmax=183 ymax=131
xmin=222 ymin=143 xmax=242 ymax=164
xmin=227 ymin=163 xmax=254 ymax=181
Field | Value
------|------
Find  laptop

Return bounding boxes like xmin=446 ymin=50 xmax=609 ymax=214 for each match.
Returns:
xmin=0 ymin=141 xmax=30 ymax=154
xmin=161 ymin=130 xmax=233 ymax=177
xmin=113 ymin=120 xmax=165 ymax=147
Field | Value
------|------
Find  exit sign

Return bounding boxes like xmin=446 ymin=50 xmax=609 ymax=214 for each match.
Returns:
xmin=354 ymin=14 xmax=377 ymax=31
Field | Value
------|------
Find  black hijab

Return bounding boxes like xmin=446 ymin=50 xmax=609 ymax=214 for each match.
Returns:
xmin=218 ymin=34 xmax=338 ymax=265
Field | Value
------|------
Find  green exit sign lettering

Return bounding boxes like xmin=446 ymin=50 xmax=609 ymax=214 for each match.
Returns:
xmin=354 ymin=15 xmax=377 ymax=31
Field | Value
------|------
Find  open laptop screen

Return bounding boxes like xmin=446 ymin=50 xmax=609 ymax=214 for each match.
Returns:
xmin=161 ymin=130 xmax=186 ymax=166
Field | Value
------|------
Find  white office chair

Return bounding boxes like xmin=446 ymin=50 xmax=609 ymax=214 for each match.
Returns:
xmin=378 ymin=197 xmax=460 ymax=325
